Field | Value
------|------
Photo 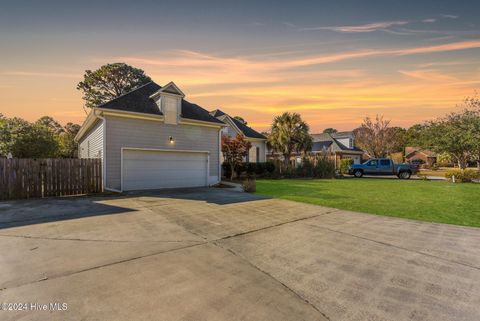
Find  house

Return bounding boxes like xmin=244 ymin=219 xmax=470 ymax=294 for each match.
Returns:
xmin=405 ymin=147 xmax=437 ymax=166
xmin=74 ymin=81 xmax=225 ymax=192
xmin=210 ymin=109 xmax=267 ymax=163
xmin=310 ymin=131 xmax=364 ymax=168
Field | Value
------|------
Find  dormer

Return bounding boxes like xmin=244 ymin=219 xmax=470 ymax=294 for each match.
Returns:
xmin=332 ymin=132 xmax=354 ymax=149
xmin=150 ymin=82 xmax=185 ymax=125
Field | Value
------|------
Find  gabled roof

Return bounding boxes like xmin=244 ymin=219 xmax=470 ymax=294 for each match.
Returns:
xmin=311 ymin=132 xmax=363 ymax=153
xmin=210 ymin=109 xmax=226 ymax=118
xmin=332 ymin=131 xmax=354 ymax=138
xmin=312 ymin=141 xmax=333 ymax=151
xmin=405 ymin=149 xmax=437 ymax=159
xmin=211 ymin=109 xmax=266 ymax=139
xmin=150 ymin=81 xmax=185 ymax=98
xmin=98 ymin=81 xmax=224 ymax=124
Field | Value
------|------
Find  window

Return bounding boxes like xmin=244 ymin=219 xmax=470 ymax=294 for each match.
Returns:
xmin=163 ymin=97 xmax=178 ymax=124
xmin=367 ymin=160 xmax=377 ymax=167
xmin=380 ymin=159 xmax=391 ymax=166
xmin=256 ymin=147 xmax=260 ymax=163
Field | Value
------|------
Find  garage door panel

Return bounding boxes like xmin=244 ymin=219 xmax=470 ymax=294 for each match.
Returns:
xmin=122 ymin=150 xmax=208 ymax=191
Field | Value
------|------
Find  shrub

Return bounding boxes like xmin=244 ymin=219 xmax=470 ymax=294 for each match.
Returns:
xmin=295 ymin=158 xmax=314 ymax=177
xmin=313 ymin=158 xmax=335 ymax=178
xmin=222 ymin=162 xmax=232 ymax=179
xmin=265 ymin=162 xmax=275 ymax=174
xmin=242 ymin=178 xmax=256 ymax=192
xmin=231 ymin=162 xmax=275 ymax=178
xmin=245 ymin=163 xmax=256 ymax=177
xmin=235 ymin=163 xmax=246 ymax=179
xmin=283 ymin=157 xmax=335 ymax=179
xmin=437 ymin=152 xmax=453 ymax=167
xmin=340 ymin=158 xmax=354 ymax=174
xmin=445 ymin=169 xmax=480 ymax=183
xmin=255 ymin=162 xmax=266 ymax=175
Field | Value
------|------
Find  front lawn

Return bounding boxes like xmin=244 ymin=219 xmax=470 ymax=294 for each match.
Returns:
xmin=255 ymin=179 xmax=480 ymax=227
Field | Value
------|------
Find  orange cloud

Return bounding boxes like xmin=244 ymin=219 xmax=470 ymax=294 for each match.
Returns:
xmin=398 ymin=69 xmax=458 ymax=82
xmin=117 ymin=40 xmax=480 ymax=72
xmin=2 ymin=40 xmax=479 ymax=131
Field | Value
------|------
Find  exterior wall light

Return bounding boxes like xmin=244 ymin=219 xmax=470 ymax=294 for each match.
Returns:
xmin=169 ymin=136 xmax=174 ymax=144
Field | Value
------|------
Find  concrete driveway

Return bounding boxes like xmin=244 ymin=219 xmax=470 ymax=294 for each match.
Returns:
xmin=0 ymin=188 xmax=479 ymax=321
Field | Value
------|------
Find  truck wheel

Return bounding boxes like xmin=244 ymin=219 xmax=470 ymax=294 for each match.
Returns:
xmin=353 ymin=170 xmax=363 ymax=178
xmin=399 ymin=171 xmax=411 ymax=179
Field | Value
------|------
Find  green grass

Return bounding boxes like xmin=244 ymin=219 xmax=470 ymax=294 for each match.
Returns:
xmin=255 ymin=178 xmax=480 ymax=227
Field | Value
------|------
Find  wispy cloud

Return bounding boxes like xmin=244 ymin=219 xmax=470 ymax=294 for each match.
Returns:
xmin=416 ymin=60 xmax=477 ymax=68
xmin=279 ymin=40 xmax=480 ymax=67
xmin=116 ymin=40 xmax=480 ymax=74
xmin=440 ymin=14 xmax=459 ymax=19
xmin=2 ymin=71 xmax=79 ymax=78
xmin=102 ymin=39 xmax=480 ymax=131
xmin=299 ymin=15 xmax=462 ymax=35
xmin=399 ymin=69 xmax=457 ymax=82
xmin=302 ymin=21 xmax=409 ymax=33
xmin=283 ymin=22 xmax=298 ymax=28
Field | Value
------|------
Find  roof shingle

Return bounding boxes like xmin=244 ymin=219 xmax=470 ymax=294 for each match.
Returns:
xmin=210 ymin=109 xmax=266 ymax=139
xmin=98 ymin=81 xmax=224 ymax=124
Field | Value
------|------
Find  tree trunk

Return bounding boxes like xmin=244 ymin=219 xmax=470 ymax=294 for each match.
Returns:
xmin=283 ymin=154 xmax=290 ymax=170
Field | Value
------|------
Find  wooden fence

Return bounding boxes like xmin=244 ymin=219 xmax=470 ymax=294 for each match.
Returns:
xmin=0 ymin=158 xmax=102 ymax=200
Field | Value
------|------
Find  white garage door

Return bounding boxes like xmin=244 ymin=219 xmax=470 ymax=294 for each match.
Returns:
xmin=122 ymin=149 xmax=208 ymax=191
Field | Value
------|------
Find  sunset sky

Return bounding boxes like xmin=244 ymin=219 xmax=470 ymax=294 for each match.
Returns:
xmin=1 ymin=0 xmax=479 ymax=132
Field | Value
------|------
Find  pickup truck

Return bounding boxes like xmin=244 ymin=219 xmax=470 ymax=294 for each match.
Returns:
xmin=348 ymin=158 xmax=417 ymax=179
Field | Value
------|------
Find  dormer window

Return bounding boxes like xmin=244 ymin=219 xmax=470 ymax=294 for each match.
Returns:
xmin=162 ymin=96 xmax=179 ymax=124
xmin=150 ymin=82 xmax=185 ymax=125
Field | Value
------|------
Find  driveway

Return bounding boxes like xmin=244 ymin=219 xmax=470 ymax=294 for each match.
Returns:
xmin=0 ymin=188 xmax=479 ymax=321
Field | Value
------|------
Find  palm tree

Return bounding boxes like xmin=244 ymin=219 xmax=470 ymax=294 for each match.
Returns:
xmin=268 ymin=112 xmax=312 ymax=168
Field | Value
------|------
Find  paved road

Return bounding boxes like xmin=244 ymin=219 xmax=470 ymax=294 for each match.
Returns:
xmin=0 ymin=188 xmax=479 ymax=320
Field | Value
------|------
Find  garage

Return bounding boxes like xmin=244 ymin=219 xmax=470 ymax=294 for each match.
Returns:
xmin=122 ymin=149 xmax=209 ymax=191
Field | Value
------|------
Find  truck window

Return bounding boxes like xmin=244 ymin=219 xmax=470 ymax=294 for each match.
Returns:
xmin=367 ymin=160 xmax=377 ymax=167
xmin=380 ymin=159 xmax=391 ymax=166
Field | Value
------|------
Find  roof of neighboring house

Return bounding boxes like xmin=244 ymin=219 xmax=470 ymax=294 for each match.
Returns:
xmin=99 ymin=82 xmax=224 ymax=124
xmin=311 ymin=132 xmax=363 ymax=153
xmin=312 ymin=141 xmax=333 ymax=151
xmin=210 ymin=109 xmax=266 ymax=139
xmin=405 ymin=149 xmax=437 ymax=159
xmin=331 ymin=131 xmax=354 ymax=137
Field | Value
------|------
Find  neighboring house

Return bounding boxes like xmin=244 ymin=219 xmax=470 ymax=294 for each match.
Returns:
xmin=210 ymin=109 xmax=267 ymax=163
xmin=310 ymin=131 xmax=364 ymax=168
xmin=405 ymin=147 xmax=437 ymax=166
xmin=75 ymin=81 xmax=225 ymax=192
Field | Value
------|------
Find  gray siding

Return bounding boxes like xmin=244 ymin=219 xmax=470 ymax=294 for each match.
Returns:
xmin=78 ymin=120 xmax=104 ymax=159
xmin=226 ymin=123 xmax=238 ymax=137
xmin=248 ymin=141 xmax=267 ymax=163
xmin=105 ymin=116 xmax=220 ymax=190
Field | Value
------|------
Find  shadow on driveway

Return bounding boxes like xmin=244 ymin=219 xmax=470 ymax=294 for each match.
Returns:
xmin=0 ymin=196 xmax=137 ymax=230
xmin=125 ymin=187 xmax=269 ymax=205
xmin=0 ymin=187 xmax=268 ymax=229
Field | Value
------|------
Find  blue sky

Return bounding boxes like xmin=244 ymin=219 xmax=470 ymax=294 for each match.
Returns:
xmin=1 ymin=0 xmax=479 ymax=130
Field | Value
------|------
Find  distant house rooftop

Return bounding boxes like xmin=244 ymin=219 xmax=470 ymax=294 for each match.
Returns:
xmin=311 ymin=132 xmax=363 ymax=153
xmin=210 ymin=109 xmax=266 ymax=139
